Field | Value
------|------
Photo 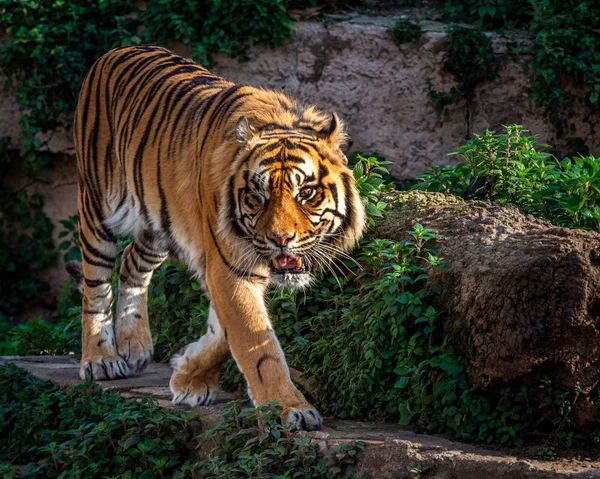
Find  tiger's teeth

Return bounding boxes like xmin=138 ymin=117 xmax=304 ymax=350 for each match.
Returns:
xmin=295 ymin=258 xmax=302 ymax=269
xmin=272 ymin=259 xmax=278 ymax=269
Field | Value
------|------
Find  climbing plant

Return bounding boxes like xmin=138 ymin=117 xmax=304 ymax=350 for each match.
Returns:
xmin=425 ymin=25 xmax=496 ymax=120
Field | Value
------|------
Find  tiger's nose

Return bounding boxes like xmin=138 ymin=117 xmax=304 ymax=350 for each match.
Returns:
xmin=267 ymin=232 xmax=295 ymax=247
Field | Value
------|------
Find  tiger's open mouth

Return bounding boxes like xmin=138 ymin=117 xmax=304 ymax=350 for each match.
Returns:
xmin=270 ymin=255 xmax=308 ymax=274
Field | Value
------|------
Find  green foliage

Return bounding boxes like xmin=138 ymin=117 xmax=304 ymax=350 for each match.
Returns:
xmin=425 ymin=25 xmax=496 ymax=118
xmin=414 ymin=125 xmax=600 ymax=231
xmin=140 ymin=0 xmax=293 ymax=66
xmin=0 ymin=187 xmax=55 ymax=322
xmin=438 ymin=0 xmax=533 ymax=29
xmin=430 ymin=0 xmax=600 ymax=136
xmin=527 ymin=0 xmax=600 ymax=136
xmin=0 ymin=0 xmax=141 ymax=172
xmin=390 ymin=18 xmax=422 ymax=44
xmin=196 ymin=401 xmax=363 ymax=478
xmin=0 ymin=362 xmax=195 ymax=478
xmin=6 ymin=309 xmax=81 ymax=356
xmin=57 ymin=215 xmax=81 ymax=263
xmin=349 ymin=153 xmax=393 ymax=225
xmin=148 ymin=260 xmax=210 ymax=361
xmin=0 ymin=364 xmax=363 ymax=478
xmin=272 ymin=227 xmax=446 ymax=422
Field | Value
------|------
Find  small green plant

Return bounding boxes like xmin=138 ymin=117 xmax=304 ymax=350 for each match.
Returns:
xmin=148 ymin=260 xmax=210 ymax=361
xmin=391 ymin=18 xmax=423 ymax=44
xmin=425 ymin=26 xmax=496 ymax=119
xmin=349 ymin=153 xmax=394 ymax=225
xmin=414 ymin=125 xmax=600 ymax=232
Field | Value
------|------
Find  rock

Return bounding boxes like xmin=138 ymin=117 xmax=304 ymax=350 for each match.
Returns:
xmin=372 ymin=190 xmax=600 ymax=428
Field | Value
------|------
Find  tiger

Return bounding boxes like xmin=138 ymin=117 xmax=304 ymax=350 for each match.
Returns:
xmin=71 ymin=44 xmax=365 ymax=431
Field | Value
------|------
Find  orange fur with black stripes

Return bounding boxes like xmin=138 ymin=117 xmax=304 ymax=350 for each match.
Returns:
xmin=73 ymin=45 xmax=365 ymax=430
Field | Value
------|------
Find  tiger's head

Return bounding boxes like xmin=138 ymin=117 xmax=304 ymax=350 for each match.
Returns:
xmin=217 ymin=108 xmax=366 ymax=289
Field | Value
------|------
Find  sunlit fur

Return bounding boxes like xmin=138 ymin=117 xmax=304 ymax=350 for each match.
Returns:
xmin=72 ymin=45 xmax=365 ymax=431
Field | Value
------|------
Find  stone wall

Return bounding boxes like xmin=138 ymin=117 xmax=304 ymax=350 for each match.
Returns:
xmin=4 ymin=15 xmax=599 ymax=301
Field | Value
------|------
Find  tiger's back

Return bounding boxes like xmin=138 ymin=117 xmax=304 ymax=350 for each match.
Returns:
xmin=74 ymin=45 xmax=230 ymax=251
xmin=73 ymin=45 xmax=365 ymax=432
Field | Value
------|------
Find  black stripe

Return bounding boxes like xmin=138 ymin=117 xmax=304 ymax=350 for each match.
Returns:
xmin=134 ymin=242 xmax=168 ymax=262
xmin=82 ymin=250 xmax=114 ymax=270
xmin=208 ymin=223 xmax=268 ymax=280
xmin=227 ymin=176 xmax=250 ymax=238
xmin=256 ymin=354 xmax=279 ymax=383
xmin=340 ymin=173 xmax=357 ymax=233
xmin=80 ymin=233 xmax=116 ymax=263
xmin=84 ymin=278 xmax=110 ymax=288
xmin=84 ymin=309 xmax=111 ymax=315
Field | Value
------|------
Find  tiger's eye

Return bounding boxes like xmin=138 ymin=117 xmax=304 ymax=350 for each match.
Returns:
xmin=299 ymin=186 xmax=314 ymax=199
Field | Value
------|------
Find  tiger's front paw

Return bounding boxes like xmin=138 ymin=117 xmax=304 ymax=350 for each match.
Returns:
xmin=169 ymin=361 xmax=221 ymax=407
xmin=117 ymin=331 xmax=154 ymax=373
xmin=80 ymin=355 xmax=131 ymax=381
xmin=281 ymin=404 xmax=323 ymax=432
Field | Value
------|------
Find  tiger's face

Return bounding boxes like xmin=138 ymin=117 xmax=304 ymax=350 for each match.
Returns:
xmin=219 ymin=114 xmax=365 ymax=289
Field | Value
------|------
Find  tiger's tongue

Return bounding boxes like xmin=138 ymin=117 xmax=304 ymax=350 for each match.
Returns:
xmin=274 ymin=255 xmax=302 ymax=270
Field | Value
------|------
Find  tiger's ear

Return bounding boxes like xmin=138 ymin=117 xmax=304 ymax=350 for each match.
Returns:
xmin=235 ymin=116 xmax=257 ymax=143
xmin=317 ymin=113 xmax=347 ymax=146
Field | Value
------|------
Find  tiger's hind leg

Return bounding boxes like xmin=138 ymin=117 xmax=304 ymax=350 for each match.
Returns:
xmin=114 ymin=234 xmax=168 ymax=372
xmin=170 ymin=305 xmax=230 ymax=406
xmin=78 ymin=200 xmax=129 ymax=380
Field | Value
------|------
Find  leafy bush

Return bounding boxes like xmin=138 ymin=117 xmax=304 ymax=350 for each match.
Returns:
xmin=148 ymin=260 xmax=210 ymax=361
xmin=7 ymin=310 xmax=81 ymax=356
xmin=0 ymin=363 xmax=362 ymax=478
xmin=349 ymin=153 xmax=393 ymax=225
xmin=414 ymin=125 xmax=600 ymax=231
xmin=390 ymin=18 xmax=423 ymax=44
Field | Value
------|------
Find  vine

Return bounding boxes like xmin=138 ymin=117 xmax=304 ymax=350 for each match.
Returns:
xmin=425 ymin=25 xmax=496 ymax=122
